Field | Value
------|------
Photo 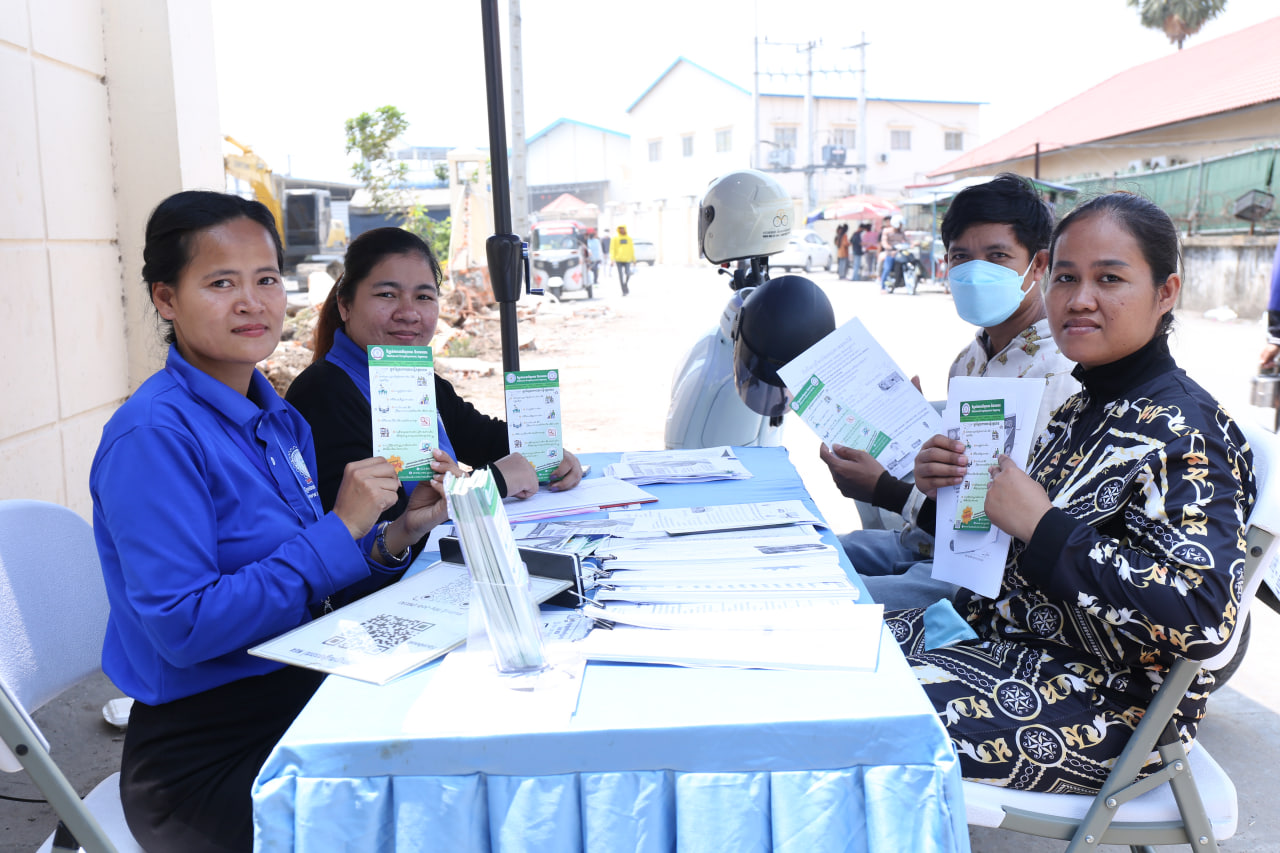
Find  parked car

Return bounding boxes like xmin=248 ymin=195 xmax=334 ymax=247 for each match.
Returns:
xmin=771 ymin=230 xmax=833 ymax=273
xmin=632 ymin=239 xmax=657 ymax=265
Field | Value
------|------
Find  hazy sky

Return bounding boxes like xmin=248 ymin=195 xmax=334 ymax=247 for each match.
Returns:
xmin=212 ymin=0 xmax=1280 ymax=184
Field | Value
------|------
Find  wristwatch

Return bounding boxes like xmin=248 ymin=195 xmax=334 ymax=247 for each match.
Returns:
xmin=374 ymin=521 xmax=411 ymax=564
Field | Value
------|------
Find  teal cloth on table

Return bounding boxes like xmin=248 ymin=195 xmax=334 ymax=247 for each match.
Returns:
xmin=923 ymin=598 xmax=978 ymax=650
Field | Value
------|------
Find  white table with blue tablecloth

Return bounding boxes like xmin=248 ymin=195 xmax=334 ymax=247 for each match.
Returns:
xmin=252 ymin=446 xmax=970 ymax=852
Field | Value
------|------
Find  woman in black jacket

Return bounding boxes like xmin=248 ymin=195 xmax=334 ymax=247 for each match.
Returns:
xmin=287 ymin=228 xmax=583 ymax=605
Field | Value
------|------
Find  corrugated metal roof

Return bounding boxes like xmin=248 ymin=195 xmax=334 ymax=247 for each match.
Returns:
xmin=930 ymin=16 xmax=1280 ymax=176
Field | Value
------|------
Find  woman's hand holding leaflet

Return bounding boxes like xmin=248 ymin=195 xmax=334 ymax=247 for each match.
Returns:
xmin=984 ymin=454 xmax=1052 ymax=542
xmin=332 ymin=457 xmax=402 ymax=539
xmin=495 ymin=452 xmax=540 ymax=499
xmin=547 ymin=450 xmax=584 ymax=492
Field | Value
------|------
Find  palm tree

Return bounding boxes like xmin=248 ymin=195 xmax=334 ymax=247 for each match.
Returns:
xmin=1125 ymin=0 xmax=1228 ymax=49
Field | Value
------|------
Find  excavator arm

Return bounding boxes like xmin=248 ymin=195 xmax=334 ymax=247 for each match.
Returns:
xmin=223 ymin=135 xmax=285 ymax=244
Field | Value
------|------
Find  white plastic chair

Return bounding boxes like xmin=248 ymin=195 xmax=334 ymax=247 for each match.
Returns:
xmin=963 ymin=418 xmax=1280 ymax=852
xmin=0 ymin=499 xmax=143 ymax=853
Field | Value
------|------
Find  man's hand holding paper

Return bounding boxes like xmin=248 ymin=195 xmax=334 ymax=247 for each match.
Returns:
xmin=819 ymin=443 xmax=887 ymax=503
xmin=912 ymin=435 xmax=968 ymax=500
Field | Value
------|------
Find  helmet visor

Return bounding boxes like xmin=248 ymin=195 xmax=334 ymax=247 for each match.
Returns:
xmin=733 ymin=330 xmax=791 ymax=417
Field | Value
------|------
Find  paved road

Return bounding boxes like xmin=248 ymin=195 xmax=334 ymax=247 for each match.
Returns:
xmin=5 ymin=262 xmax=1277 ymax=851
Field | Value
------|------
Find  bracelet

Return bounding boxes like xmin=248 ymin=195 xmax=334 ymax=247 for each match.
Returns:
xmin=374 ymin=521 xmax=411 ymax=564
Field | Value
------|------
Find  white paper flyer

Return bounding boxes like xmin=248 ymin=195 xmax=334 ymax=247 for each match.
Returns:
xmin=932 ymin=376 xmax=1045 ymax=599
xmin=504 ymin=369 xmax=563 ymax=483
xmin=777 ymin=317 xmax=941 ymax=478
xmin=368 ymin=344 xmax=437 ymax=482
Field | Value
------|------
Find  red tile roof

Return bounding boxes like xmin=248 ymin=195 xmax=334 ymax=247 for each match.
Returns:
xmin=929 ymin=15 xmax=1280 ymax=177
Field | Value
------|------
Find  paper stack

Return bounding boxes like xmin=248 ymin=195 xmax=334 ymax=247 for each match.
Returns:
xmin=603 ymin=446 xmax=753 ymax=485
xmin=573 ymin=500 xmax=880 ymax=670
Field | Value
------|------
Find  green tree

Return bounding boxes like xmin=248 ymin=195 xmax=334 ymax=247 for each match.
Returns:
xmin=404 ymin=208 xmax=452 ymax=266
xmin=1126 ymin=0 xmax=1228 ymax=49
xmin=344 ymin=105 xmax=409 ymax=214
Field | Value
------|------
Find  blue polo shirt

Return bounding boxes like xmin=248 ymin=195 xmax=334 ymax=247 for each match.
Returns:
xmin=91 ymin=346 xmax=377 ymax=704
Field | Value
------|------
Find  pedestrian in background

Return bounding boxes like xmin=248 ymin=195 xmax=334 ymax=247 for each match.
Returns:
xmin=586 ymin=228 xmax=603 ymax=285
xmin=834 ymin=223 xmax=851 ymax=280
xmin=861 ymin=221 xmax=880 ymax=279
xmin=850 ymin=222 xmax=868 ymax=279
xmin=601 ymin=228 xmax=613 ymax=278
xmin=611 ymin=224 xmax=635 ymax=296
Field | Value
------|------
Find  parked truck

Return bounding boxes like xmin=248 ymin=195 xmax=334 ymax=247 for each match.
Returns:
xmin=223 ymin=136 xmax=343 ymax=273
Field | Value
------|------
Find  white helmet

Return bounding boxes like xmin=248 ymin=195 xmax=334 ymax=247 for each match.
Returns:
xmin=890 ymin=214 xmax=904 ymax=229
xmin=699 ymin=170 xmax=793 ymax=264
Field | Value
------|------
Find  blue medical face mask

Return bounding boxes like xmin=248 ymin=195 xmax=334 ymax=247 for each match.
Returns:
xmin=948 ymin=259 xmax=1035 ymax=328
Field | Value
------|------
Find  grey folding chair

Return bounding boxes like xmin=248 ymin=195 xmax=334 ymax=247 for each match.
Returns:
xmin=0 ymin=499 xmax=142 ymax=853
xmin=963 ymin=417 xmax=1280 ymax=852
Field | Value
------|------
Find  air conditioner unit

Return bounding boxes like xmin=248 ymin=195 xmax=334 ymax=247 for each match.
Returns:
xmin=767 ymin=147 xmax=795 ymax=169
xmin=822 ymin=145 xmax=847 ymax=166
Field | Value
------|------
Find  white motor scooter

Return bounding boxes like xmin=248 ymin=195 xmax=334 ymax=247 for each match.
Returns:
xmin=665 ymin=258 xmax=783 ymax=449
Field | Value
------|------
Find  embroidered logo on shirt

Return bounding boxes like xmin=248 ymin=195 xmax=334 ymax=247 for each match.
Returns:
xmin=288 ymin=447 xmax=315 ymax=487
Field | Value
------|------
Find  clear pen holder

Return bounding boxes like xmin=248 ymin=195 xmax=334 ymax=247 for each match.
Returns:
xmin=467 ymin=576 xmax=548 ymax=674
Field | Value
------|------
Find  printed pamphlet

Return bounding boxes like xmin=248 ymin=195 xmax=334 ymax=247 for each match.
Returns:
xmin=504 ymin=369 xmax=563 ymax=483
xmin=368 ymin=345 xmax=437 ymax=482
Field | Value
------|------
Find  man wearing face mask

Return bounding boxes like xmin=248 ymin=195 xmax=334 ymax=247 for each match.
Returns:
xmin=820 ymin=173 xmax=1079 ymax=610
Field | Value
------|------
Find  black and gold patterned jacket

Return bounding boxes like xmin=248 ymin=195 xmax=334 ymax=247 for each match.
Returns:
xmin=965 ymin=335 xmax=1256 ymax=734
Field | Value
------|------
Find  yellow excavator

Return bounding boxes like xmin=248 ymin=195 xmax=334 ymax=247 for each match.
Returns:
xmin=223 ymin=135 xmax=343 ymax=270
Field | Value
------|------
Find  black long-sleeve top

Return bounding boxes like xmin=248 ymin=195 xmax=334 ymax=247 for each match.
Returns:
xmin=963 ymin=335 xmax=1256 ymax=741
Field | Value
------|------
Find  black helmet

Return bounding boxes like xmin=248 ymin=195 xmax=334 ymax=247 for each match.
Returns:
xmin=732 ymin=275 xmax=836 ymax=417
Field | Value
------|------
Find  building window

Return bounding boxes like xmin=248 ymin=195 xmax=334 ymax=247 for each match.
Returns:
xmin=944 ymin=131 xmax=964 ymax=151
xmin=648 ymin=140 xmax=662 ymax=162
xmin=774 ymin=126 xmax=798 ymax=151
xmin=682 ymin=135 xmax=694 ymax=157
xmin=890 ymin=130 xmax=911 ymax=151
xmin=715 ymin=128 xmax=732 ymax=152
xmin=831 ymin=128 xmax=855 ymax=149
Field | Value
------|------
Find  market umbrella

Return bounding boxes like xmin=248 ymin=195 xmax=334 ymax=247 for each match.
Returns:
xmin=806 ymin=194 xmax=900 ymax=225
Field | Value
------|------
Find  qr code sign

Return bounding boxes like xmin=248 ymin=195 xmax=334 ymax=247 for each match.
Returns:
xmin=323 ymin=613 xmax=434 ymax=655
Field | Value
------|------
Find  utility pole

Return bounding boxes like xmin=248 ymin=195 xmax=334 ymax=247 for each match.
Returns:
xmin=752 ymin=0 xmax=760 ymax=171
xmin=760 ymin=39 xmax=864 ymax=208
xmin=856 ymin=33 xmax=868 ymax=194
xmin=753 ymin=35 xmax=761 ymax=171
xmin=508 ymin=0 xmax=529 ymax=240
xmin=801 ymin=41 xmax=815 ymax=215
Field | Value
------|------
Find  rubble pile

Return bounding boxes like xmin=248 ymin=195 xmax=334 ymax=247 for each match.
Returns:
xmin=256 ymin=293 xmax=552 ymax=397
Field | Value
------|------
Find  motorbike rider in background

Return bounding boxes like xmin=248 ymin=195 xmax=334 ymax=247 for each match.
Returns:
xmin=877 ymin=214 xmax=907 ymax=292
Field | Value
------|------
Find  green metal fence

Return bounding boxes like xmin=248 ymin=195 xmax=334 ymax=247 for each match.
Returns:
xmin=1060 ymin=146 xmax=1279 ymax=235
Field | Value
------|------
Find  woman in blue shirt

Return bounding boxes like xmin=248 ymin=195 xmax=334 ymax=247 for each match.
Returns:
xmin=90 ymin=191 xmax=438 ymax=851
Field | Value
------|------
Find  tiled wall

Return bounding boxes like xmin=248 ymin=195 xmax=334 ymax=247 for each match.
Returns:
xmin=0 ymin=0 xmax=221 ymax=517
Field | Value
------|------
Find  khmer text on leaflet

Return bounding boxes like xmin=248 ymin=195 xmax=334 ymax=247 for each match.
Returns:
xmin=777 ymin=316 xmax=941 ymax=478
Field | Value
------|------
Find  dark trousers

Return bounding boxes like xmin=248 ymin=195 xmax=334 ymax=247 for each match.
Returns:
xmin=120 ymin=666 xmax=325 ymax=852
xmin=616 ymin=262 xmax=632 ymax=294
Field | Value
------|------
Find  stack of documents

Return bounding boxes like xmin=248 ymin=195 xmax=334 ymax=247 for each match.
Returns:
xmin=570 ymin=500 xmax=879 ymax=671
xmin=603 ymin=446 xmax=752 ymax=485
xmin=503 ymin=476 xmax=658 ymax=523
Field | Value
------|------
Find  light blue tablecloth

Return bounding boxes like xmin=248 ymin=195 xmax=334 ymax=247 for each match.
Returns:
xmin=253 ymin=447 xmax=970 ymax=852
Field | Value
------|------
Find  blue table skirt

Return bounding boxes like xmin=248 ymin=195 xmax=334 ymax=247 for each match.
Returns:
xmin=253 ymin=447 xmax=970 ymax=852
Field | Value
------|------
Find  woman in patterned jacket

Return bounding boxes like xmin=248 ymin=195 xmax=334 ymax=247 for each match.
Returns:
xmin=902 ymin=192 xmax=1256 ymax=794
